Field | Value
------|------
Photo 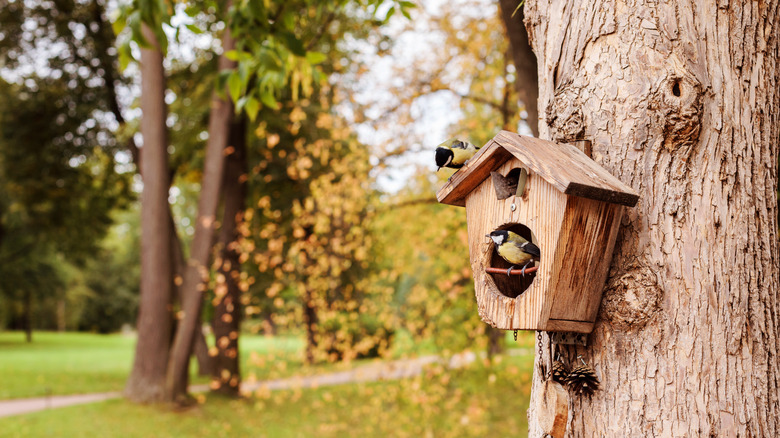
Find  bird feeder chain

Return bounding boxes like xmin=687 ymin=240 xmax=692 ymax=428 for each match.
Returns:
xmin=514 ymin=330 xmax=518 ymax=342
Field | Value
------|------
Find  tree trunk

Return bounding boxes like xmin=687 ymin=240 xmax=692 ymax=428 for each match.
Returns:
xmin=524 ymin=1 xmax=780 ymax=436
xmin=303 ymin=288 xmax=318 ymax=365
xmin=165 ymin=19 xmax=236 ymax=403
xmin=24 ymin=289 xmax=32 ymax=343
xmin=498 ymin=0 xmax=539 ymax=136
xmin=125 ymin=22 xmax=173 ymax=403
xmin=486 ymin=327 xmax=504 ymax=360
xmin=211 ymin=116 xmax=247 ymax=397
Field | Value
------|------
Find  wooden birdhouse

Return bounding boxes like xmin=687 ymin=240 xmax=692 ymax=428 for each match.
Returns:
xmin=436 ymin=131 xmax=639 ymax=333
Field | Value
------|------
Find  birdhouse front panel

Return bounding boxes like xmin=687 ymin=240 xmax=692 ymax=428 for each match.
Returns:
xmin=465 ymin=157 xmax=568 ymax=331
xmin=436 ymin=131 xmax=639 ymax=334
xmin=546 ymin=196 xmax=624 ymax=327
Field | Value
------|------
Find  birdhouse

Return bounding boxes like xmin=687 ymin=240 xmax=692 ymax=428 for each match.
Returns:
xmin=437 ymin=131 xmax=639 ymax=333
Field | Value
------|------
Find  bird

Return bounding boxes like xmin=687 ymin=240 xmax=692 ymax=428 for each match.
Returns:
xmin=435 ymin=138 xmax=480 ymax=171
xmin=487 ymin=229 xmax=540 ymax=276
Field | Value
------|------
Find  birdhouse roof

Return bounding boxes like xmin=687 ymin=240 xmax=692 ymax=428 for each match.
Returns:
xmin=436 ymin=131 xmax=639 ymax=207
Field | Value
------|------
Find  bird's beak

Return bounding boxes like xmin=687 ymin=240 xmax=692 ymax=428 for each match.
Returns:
xmin=437 ymin=166 xmax=442 ymax=172
xmin=485 ymin=234 xmax=490 ymax=238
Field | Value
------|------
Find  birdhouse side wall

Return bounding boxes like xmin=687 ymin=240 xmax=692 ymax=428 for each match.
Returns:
xmin=465 ymin=158 xmax=567 ymax=330
xmin=545 ymin=196 xmax=625 ymax=326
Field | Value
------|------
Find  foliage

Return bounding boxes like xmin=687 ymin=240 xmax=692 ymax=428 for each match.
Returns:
xmin=78 ymin=209 xmax=141 ymax=334
xmin=0 ymin=0 xmax=133 ymax=333
xmin=239 ymin=96 xmax=393 ymax=363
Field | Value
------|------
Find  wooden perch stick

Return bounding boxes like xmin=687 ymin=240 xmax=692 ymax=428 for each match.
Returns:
xmin=485 ymin=266 xmax=539 ymax=275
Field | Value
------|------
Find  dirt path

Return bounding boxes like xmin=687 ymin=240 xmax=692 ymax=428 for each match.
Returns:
xmin=0 ymin=351 xmax=479 ymax=419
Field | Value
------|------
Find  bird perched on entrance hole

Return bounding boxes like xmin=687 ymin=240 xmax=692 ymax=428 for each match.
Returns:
xmin=435 ymin=138 xmax=479 ymax=171
xmin=487 ymin=230 xmax=540 ymax=276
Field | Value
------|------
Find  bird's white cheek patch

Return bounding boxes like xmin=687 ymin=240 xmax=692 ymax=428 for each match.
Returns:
xmin=490 ymin=236 xmax=503 ymax=245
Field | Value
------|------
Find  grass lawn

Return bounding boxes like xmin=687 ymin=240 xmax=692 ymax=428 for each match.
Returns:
xmin=0 ymin=332 xmax=136 ymax=399
xmin=1 ymin=354 xmax=533 ymax=438
xmin=0 ymin=329 xmax=472 ymax=400
xmin=0 ymin=331 xmax=306 ymax=400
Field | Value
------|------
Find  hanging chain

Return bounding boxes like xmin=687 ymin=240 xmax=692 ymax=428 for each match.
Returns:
xmin=537 ymin=331 xmax=546 ymax=379
xmin=513 ymin=330 xmax=518 ymax=342
xmin=537 ymin=331 xmax=542 ymax=356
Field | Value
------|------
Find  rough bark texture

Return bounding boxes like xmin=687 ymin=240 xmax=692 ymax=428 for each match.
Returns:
xmin=524 ymin=1 xmax=780 ymax=436
xmin=498 ymin=0 xmax=539 ymax=136
xmin=210 ymin=117 xmax=246 ymax=397
xmin=125 ymin=22 xmax=173 ymax=403
xmin=165 ymin=20 xmax=236 ymax=403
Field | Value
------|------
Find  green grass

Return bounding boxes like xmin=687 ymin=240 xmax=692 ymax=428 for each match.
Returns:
xmin=0 ymin=329 xmax=535 ymax=404
xmin=0 ymin=331 xmax=306 ymax=400
xmin=0 ymin=332 xmax=135 ymax=399
xmin=1 ymin=354 xmax=533 ymax=438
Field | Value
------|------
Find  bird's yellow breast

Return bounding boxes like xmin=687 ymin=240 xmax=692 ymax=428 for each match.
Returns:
xmin=451 ymin=146 xmax=475 ymax=165
xmin=497 ymin=244 xmax=534 ymax=265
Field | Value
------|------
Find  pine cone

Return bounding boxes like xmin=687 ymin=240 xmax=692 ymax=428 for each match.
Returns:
xmin=566 ymin=363 xmax=600 ymax=396
xmin=550 ymin=360 xmax=569 ymax=384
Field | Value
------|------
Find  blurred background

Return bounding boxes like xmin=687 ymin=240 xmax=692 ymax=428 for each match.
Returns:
xmin=0 ymin=0 xmax=539 ymax=435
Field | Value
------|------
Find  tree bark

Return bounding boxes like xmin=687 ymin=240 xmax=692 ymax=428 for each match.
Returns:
xmin=24 ymin=289 xmax=32 ymax=343
xmin=211 ymin=116 xmax=247 ymax=397
xmin=498 ymin=0 xmax=539 ymax=136
xmin=165 ymin=19 xmax=236 ymax=403
xmin=303 ymin=289 xmax=318 ymax=365
xmin=125 ymin=22 xmax=173 ymax=403
xmin=524 ymin=1 xmax=780 ymax=436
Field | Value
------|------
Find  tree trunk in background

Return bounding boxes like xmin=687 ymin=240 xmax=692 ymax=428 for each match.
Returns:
xmin=169 ymin=210 xmax=215 ymax=377
xmin=524 ymin=1 xmax=780 ymax=436
xmin=24 ymin=289 xmax=32 ymax=343
xmin=498 ymin=0 xmax=539 ymax=136
xmin=125 ymin=23 xmax=173 ymax=403
xmin=303 ymin=288 xmax=318 ymax=364
xmin=211 ymin=117 xmax=247 ymax=397
xmin=165 ymin=19 xmax=236 ymax=403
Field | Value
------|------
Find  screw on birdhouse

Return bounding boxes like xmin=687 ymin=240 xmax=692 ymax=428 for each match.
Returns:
xmin=510 ymin=203 xmax=517 ymax=211
xmin=550 ymin=331 xmax=588 ymax=346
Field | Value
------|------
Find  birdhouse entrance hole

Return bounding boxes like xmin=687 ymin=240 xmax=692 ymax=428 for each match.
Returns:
xmin=487 ymin=222 xmax=539 ymax=299
xmin=491 ymin=167 xmax=528 ymax=200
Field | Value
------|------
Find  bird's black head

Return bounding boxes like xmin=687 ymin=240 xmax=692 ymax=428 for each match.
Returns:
xmin=435 ymin=147 xmax=454 ymax=170
xmin=487 ymin=230 xmax=508 ymax=246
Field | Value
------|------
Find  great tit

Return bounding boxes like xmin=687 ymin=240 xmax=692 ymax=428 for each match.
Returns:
xmin=487 ymin=230 xmax=540 ymax=276
xmin=435 ymin=138 xmax=479 ymax=171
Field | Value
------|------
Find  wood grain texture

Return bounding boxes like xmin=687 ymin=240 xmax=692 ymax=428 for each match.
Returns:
xmin=536 ymin=380 xmax=570 ymax=438
xmin=525 ymin=0 xmax=780 ymax=436
xmin=437 ymin=132 xmax=639 ymax=208
xmin=466 ymin=157 xmax=568 ymax=330
xmin=545 ymin=196 xmax=623 ymax=324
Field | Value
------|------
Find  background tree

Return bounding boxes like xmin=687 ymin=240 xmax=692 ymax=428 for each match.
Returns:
xmin=523 ymin=0 xmax=780 ymax=435
xmin=124 ymin=19 xmax=173 ymax=403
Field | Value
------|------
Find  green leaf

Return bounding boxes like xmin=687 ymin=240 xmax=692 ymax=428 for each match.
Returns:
xmin=383 ymin=6 xmax=396 ymax=23
xmin=305 ymin=51 xmax=327 ymax=65
xmin=185 ymin=24 xmax=203 ymax=34
xmin=245 ymin=97 xmax=260 ymax=121
xmin=278 ymin=31 xmax=306 ymax=57
xmin=235 ymin=96 xmax=248 ymax=113
xmin=224 ymin=50 xmax=242 ymax=62
xmin=227 ymin=72 xmax=243 ymax=103
xmin=111 ymin=8 xmax=127 ymax=36
xmin=259 ymin=90 xmax=277 ymax=108
xmin=118 ymin=41 xmax=134 ymax=71
xmin=399 ymin=1 xmax=417 ymax=9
